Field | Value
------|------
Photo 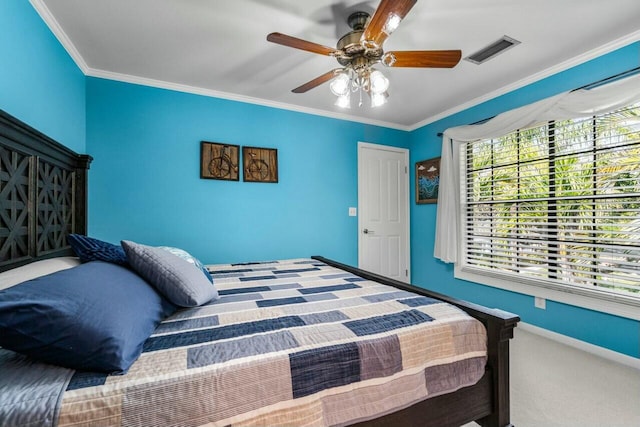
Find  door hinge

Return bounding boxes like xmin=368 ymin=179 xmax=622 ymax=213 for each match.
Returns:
xmin=405 ymin=269 xmax=408 ymax=276
xmin=405 ymin=166 xmax=408 ymax=174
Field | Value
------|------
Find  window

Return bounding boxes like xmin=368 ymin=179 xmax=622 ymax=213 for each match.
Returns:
xmin=459 ymin=102 xmax=640 ymax=306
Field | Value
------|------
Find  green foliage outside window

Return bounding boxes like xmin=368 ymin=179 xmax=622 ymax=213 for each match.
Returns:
xmin=464 ymin=103 xmax=640 ymax=296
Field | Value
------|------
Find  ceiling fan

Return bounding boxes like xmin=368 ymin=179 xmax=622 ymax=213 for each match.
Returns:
xmin=266 ymin=0 xmax=462 ymax=108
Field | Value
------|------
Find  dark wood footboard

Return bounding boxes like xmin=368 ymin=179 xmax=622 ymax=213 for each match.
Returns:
xmin=312 ymin=256 xmax=519 ymax=427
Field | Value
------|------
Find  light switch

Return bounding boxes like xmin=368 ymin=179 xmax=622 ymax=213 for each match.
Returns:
xmin=348 ymin=207 xmax=357 ymax=216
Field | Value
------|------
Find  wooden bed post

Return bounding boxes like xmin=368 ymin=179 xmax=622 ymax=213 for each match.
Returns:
xmin=74 ymin=154 xmax=93 ymax=235
xmin=478 ymin=310 xmax=518 ymax=427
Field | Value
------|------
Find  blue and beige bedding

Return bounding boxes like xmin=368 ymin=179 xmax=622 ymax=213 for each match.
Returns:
xmin=1 ymin=256 xmax=486 ymax=426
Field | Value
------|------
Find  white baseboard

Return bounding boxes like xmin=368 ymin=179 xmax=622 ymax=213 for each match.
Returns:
xmin=518 ymin=322 xmax=640 ymax=370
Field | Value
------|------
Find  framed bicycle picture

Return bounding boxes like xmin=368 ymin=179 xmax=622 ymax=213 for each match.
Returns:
xmin=416 ymin=157 xmax=440 ymax=204
xmin=242 ymin=146 xmax=278 ymax=183
xmin=200 ymin=141 xmax=240 ymax=181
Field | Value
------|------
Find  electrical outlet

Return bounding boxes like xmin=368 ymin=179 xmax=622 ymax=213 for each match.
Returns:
xmin=534 ymin=296 xmax=546 ymax=309
xmin=348 ymin=207 xmax=357 ymax=216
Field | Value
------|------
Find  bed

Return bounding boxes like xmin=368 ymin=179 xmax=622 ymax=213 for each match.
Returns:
xmin=0 ymin=108 xmax=519 ymax=427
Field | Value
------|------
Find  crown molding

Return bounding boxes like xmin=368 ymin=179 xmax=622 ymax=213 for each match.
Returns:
xmin=85 ymin=68 xmax=411 ymax=131
xmin=29 ymin=1 xmax=409 ymax=131
xmin=408 ymin=30 xmax=640 ymax=131
xmin=30 ymin=0 xmax=89 ymax=74
xmin=29 ymin=0 xmax=640 ymax=133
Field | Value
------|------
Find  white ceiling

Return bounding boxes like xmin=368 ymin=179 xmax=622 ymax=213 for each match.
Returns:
xmin=34 ymin=0 xmax=640 ymax=130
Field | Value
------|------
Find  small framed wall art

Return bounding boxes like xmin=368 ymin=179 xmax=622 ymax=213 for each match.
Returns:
xmin=200 ymin=141 xmax=240 ymax=181
xmin=242 ymin=146 xmax=278 ymax=183
xmin=416 ymin=157 xmax=440 ymax=204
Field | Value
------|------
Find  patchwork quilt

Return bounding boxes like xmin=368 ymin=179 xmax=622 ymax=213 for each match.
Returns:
xmin=58 ymin=259 xmax=487 ymax=427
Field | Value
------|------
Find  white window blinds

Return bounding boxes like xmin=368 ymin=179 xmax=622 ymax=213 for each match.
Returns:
xmin=462 ymin=102 xmax=640 ymax=298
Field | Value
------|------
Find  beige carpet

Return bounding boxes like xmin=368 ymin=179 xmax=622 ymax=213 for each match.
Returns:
xmin=464 ymin=327 xmax=640 ymax=427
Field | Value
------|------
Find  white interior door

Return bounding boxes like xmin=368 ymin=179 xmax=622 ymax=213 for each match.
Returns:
xmin=358 ymin=142 xmax=410 ymax=282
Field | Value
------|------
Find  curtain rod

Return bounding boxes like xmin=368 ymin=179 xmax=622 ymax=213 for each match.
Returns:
xmin=436 ymin=65 xmax=640 ymax=137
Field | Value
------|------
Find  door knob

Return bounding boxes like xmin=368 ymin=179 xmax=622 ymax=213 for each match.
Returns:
xmin=363 ymin=228 xmax=374 ymax=234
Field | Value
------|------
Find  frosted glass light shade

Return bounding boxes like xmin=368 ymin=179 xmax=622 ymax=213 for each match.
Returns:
xmin=335 ymin=94 xmax=351 ymax=108
xmin=330 ymin=72 xmax=350 ymax=96
xmin=370 ymin=92 xmax=388 ymax=108
xmin=370 ymin=70 xmax=389 ymax=94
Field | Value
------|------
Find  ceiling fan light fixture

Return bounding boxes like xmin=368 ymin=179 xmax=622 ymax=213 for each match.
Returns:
xmin=370 ymin=91 xmax=388 ymax=108
xmin=330 ymin=71 xmax=351 ymax=96
xmin=267 ymin=1 xmax=459 ymax=108
xmin=335 ymin=93 xmax=351 ymax=109
xmin=369 ymin=69 xmax=389 ymax=94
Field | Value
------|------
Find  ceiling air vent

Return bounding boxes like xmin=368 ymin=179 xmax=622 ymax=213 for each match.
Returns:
xmin=464 ymin=35 xmax=521 ymax=65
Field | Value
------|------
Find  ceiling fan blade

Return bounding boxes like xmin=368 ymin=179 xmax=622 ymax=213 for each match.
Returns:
xmin=382 ymin=50 xmax=462 ymax=68
xmin=361 ymin=0 xmax=417 ymax=48
xmin=267 ymin=32 xmax=337 ymax=56
xmin=292 ymin=69 xmax=342 ymax=93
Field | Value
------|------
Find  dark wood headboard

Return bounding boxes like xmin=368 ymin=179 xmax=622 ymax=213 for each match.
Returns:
xmin=0 ymin=109 xmax=92 ymax=272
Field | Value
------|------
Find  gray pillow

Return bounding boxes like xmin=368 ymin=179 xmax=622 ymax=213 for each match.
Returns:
xmin=121 ymin=240 xmax=218 ymax=307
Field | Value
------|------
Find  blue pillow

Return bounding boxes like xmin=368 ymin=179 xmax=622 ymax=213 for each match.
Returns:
xmin=158 ymin=246 xmax=213 ymax=283
xmin=0 ymin=262 xmax=175 ymax=373
xmin=122 ymin=240 xmax=218 ymax=307
xmin=68 ymin=234 xmax=128 ymax=265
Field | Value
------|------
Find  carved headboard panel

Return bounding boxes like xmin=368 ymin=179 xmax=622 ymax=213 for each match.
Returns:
xmin=0 ymin=109 xmax=92 ymax=272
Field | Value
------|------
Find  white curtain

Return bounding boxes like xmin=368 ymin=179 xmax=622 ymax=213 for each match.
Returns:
xmin=434 ymin=73 xmax=640 ymax=263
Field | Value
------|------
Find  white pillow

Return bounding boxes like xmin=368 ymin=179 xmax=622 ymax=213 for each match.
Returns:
xmin=0 ymin=257 xmax=81 ymax=290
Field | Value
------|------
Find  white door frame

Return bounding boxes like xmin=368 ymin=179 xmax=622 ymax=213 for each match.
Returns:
xmin=357 ymin=141 xmax=411 ymax=281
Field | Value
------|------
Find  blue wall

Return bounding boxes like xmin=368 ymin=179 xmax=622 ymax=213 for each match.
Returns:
xmin=86 ymin=78 xmax=409 ymax=266
xmin=0 ymin=1 xmax=85 ymax=152
xmin=4 ymin=1 xmax=638 ymax=358
xmin=409 ymin=42 xmax=640 ymax=358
